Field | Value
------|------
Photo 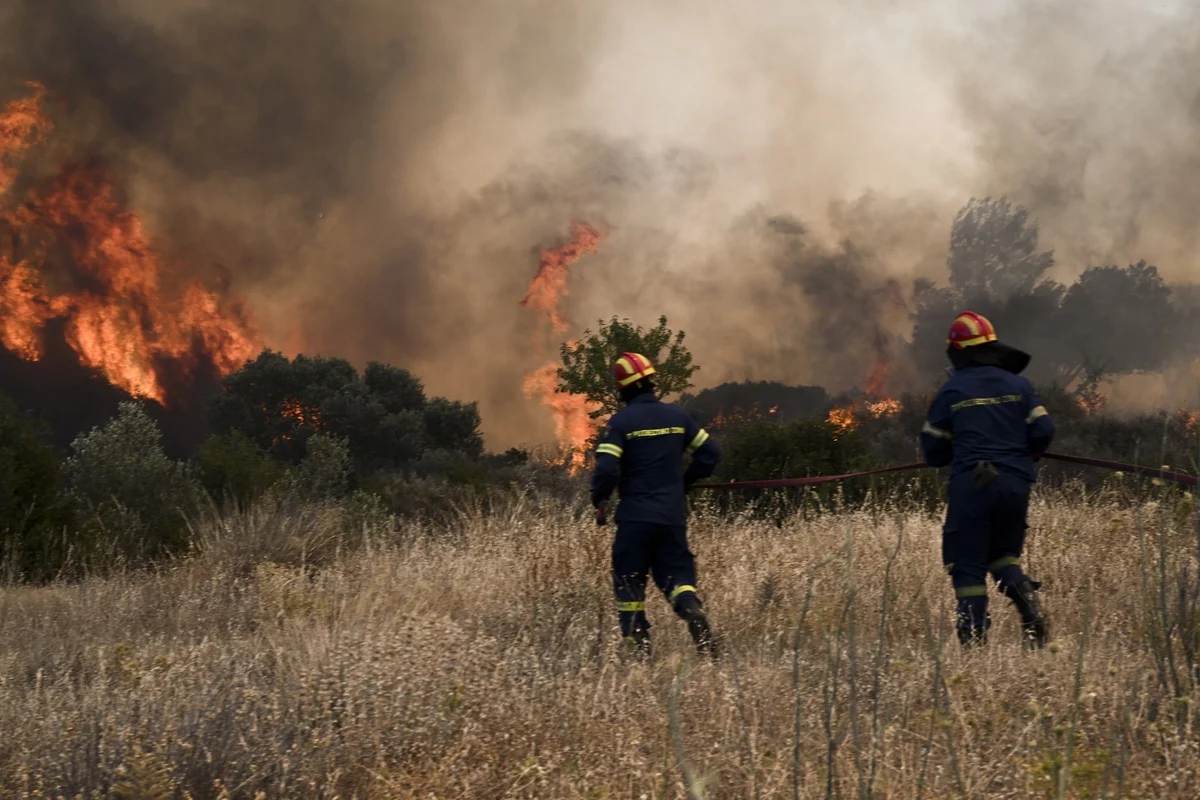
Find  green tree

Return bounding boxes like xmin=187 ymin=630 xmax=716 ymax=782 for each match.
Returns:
xmin=1056 ymin=261 xmax=1178 ymax=376
xmin=0 ymin=396 xmax=74 ymax=580
xmin=556 ymin=315 xmax=698 ymax=419
xmin=948 ymin=196 xmax=1054 ymax=301
xmin=208 ymin=352 xmax=483 ymax=474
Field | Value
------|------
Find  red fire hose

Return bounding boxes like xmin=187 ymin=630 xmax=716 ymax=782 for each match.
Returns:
xmin=694 ymin=452 xmax=1198 ymax=491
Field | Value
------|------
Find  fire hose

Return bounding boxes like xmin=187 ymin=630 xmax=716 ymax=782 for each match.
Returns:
xmin=692 ymin=452 xmax=1199 ymax=491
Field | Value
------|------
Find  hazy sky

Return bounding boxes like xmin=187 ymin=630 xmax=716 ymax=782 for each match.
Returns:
xmin=3 ymin=0 xmax=1199 ymax=447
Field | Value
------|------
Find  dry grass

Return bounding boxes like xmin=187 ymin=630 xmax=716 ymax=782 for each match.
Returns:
xmin=2 ymin=487 xmax=1200 ymax=798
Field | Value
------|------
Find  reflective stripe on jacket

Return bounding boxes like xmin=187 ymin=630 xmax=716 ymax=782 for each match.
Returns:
xmin=920 ymin=365 xmax=1055 ymax=482
xmin=590 ymin=393 xmax=720 ymax=525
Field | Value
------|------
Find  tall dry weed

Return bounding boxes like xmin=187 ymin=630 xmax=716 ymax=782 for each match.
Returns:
xmin=2 ymin=487 xmax=1200 ymax=797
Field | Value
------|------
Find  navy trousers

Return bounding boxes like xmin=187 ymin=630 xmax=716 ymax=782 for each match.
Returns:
xmin=942 ymin=469 xmax=1037 ymax=636
xmin=612 ymin=521 xmax=699 ymax=637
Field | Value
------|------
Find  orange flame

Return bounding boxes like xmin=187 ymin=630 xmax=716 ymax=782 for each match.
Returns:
xmin=867 ymin=397 xmax=901 ymax=417
xmin=0 ymin=83 xmax=260 ymax=404
xmin=281 ymin=398 xmax=322 ymax=429
xmin=828 ymin=406 xmax=858 ymax=433
xmin=519 ymin=221 xmax=601 ymax=335
xmin=827 ymin=396 xmax=901 ymax=433
xmin=520 ymin=223 xmax=606 ymax=470
xmin=522 ymin=363 xmax=600 ymax=471
xmin=271 ymin=398 xmax=323 ymax=446
xmin=0 ymin=81 xmax=51 ymax=196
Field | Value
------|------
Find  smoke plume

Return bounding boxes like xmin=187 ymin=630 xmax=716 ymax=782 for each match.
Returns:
xmin=3 ymin=0 xmax=1200 ymax=451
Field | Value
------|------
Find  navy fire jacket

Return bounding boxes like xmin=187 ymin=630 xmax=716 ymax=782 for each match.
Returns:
xmin=920 ymin=364 xmax=1055 ymax=482
xmin=590 ymin=393 xmax=720 ymax=525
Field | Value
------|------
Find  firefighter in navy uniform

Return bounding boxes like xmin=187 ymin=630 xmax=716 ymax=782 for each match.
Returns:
xmin=920 ymin=312 xmax=1056 ymax=648
xmin=591 ymin=352 xmax=721 ymax=659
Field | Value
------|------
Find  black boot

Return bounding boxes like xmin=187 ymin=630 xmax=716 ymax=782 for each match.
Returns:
xmin=674 ymin=593 xmax=718 ymax=659
xmin=956 ymin=624 xmax=988 ymax=647
xmin=1010 ymin=580 xmax=1049 ymax=650
xmin=622 ymin=627 xmax=653 ymax=661
xmin=955 ymin=595 xmax=990 ymax=648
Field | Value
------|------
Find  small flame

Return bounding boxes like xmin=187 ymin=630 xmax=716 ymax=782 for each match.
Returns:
xmin=709 ymin=404 xmax=780 ymax=431
xmin=867 ymin=397 xmax=901 ymax=417
xmin=827 ymin=396 xmax=900 ymax=433
xmin=828 ymin=406 xmax=857 ymax=433
xmin=0 ymin=83 xmax=260 ymax=405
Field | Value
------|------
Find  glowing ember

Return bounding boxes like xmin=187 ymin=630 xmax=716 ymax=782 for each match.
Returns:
xmin=271 ymin=398 xmax=323 ymax=446
xmin=0 ymin=83 xmax=260 ymax=404
xmin=519 ymin=222 xmax=606 ymax=470
xmin=519 ymin=221 xmax=601 ymax=335
xmin=1077 ymin=394 xmax=1106 ymax=415
xmin=281 ymin=398 xmax=321 ymax=429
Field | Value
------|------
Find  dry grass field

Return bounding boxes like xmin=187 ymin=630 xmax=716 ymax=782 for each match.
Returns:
xmin=2 ymin=487 xmax=1200 ymax=798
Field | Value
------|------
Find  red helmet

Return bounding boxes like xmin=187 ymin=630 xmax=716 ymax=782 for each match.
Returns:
xmin=946 ymin=311 xmax=998 ymax=350
xmin=614 ymin=352 xmax=656 ymax=387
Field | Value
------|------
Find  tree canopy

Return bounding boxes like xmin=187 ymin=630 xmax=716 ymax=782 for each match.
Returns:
xmin=948 ymin=196 xmax=1055 ymax=301
xmin=556 ymin=316 xmax=698 ymax=419
xmin=208 ymin=352 xmax=483 ymax=474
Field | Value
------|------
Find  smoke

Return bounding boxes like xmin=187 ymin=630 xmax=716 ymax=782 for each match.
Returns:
xmin=3 ymin=0 xmax=1200 ymax=450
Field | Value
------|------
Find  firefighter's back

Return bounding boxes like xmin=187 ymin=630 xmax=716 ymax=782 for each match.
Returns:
xmin=609 ymin=396 xmax=694 ymax=524
xmin=942 ymin=365 xmax=1039 ymax=480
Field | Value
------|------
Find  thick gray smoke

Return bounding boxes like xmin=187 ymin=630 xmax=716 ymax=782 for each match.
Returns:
xmin=3 ymin=0 xmax=1200 ymax=449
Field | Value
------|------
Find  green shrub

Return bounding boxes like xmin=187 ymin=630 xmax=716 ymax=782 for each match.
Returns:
xmin=714 ymin=418 xmax=872 ymax=483
xmin=0 ymin=396 xmax=74 ymax=580
xmin=276 ymin=432 xmax=353 ymax=502
xmin=64 ymin=402 xmax=202 ymax=566
xmin=196 ymin=431 xmax=284 ymax=507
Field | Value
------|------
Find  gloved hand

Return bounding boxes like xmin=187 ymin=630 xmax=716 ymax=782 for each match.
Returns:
xmin=595 ymin=504 xmax=608 ymax=526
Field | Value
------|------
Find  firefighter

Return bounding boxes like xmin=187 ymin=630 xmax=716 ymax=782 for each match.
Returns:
xmin=591 ymin=352 xmax=721 ymax=659
xmin=920 ymin=311 xmax=1055 ymax=648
